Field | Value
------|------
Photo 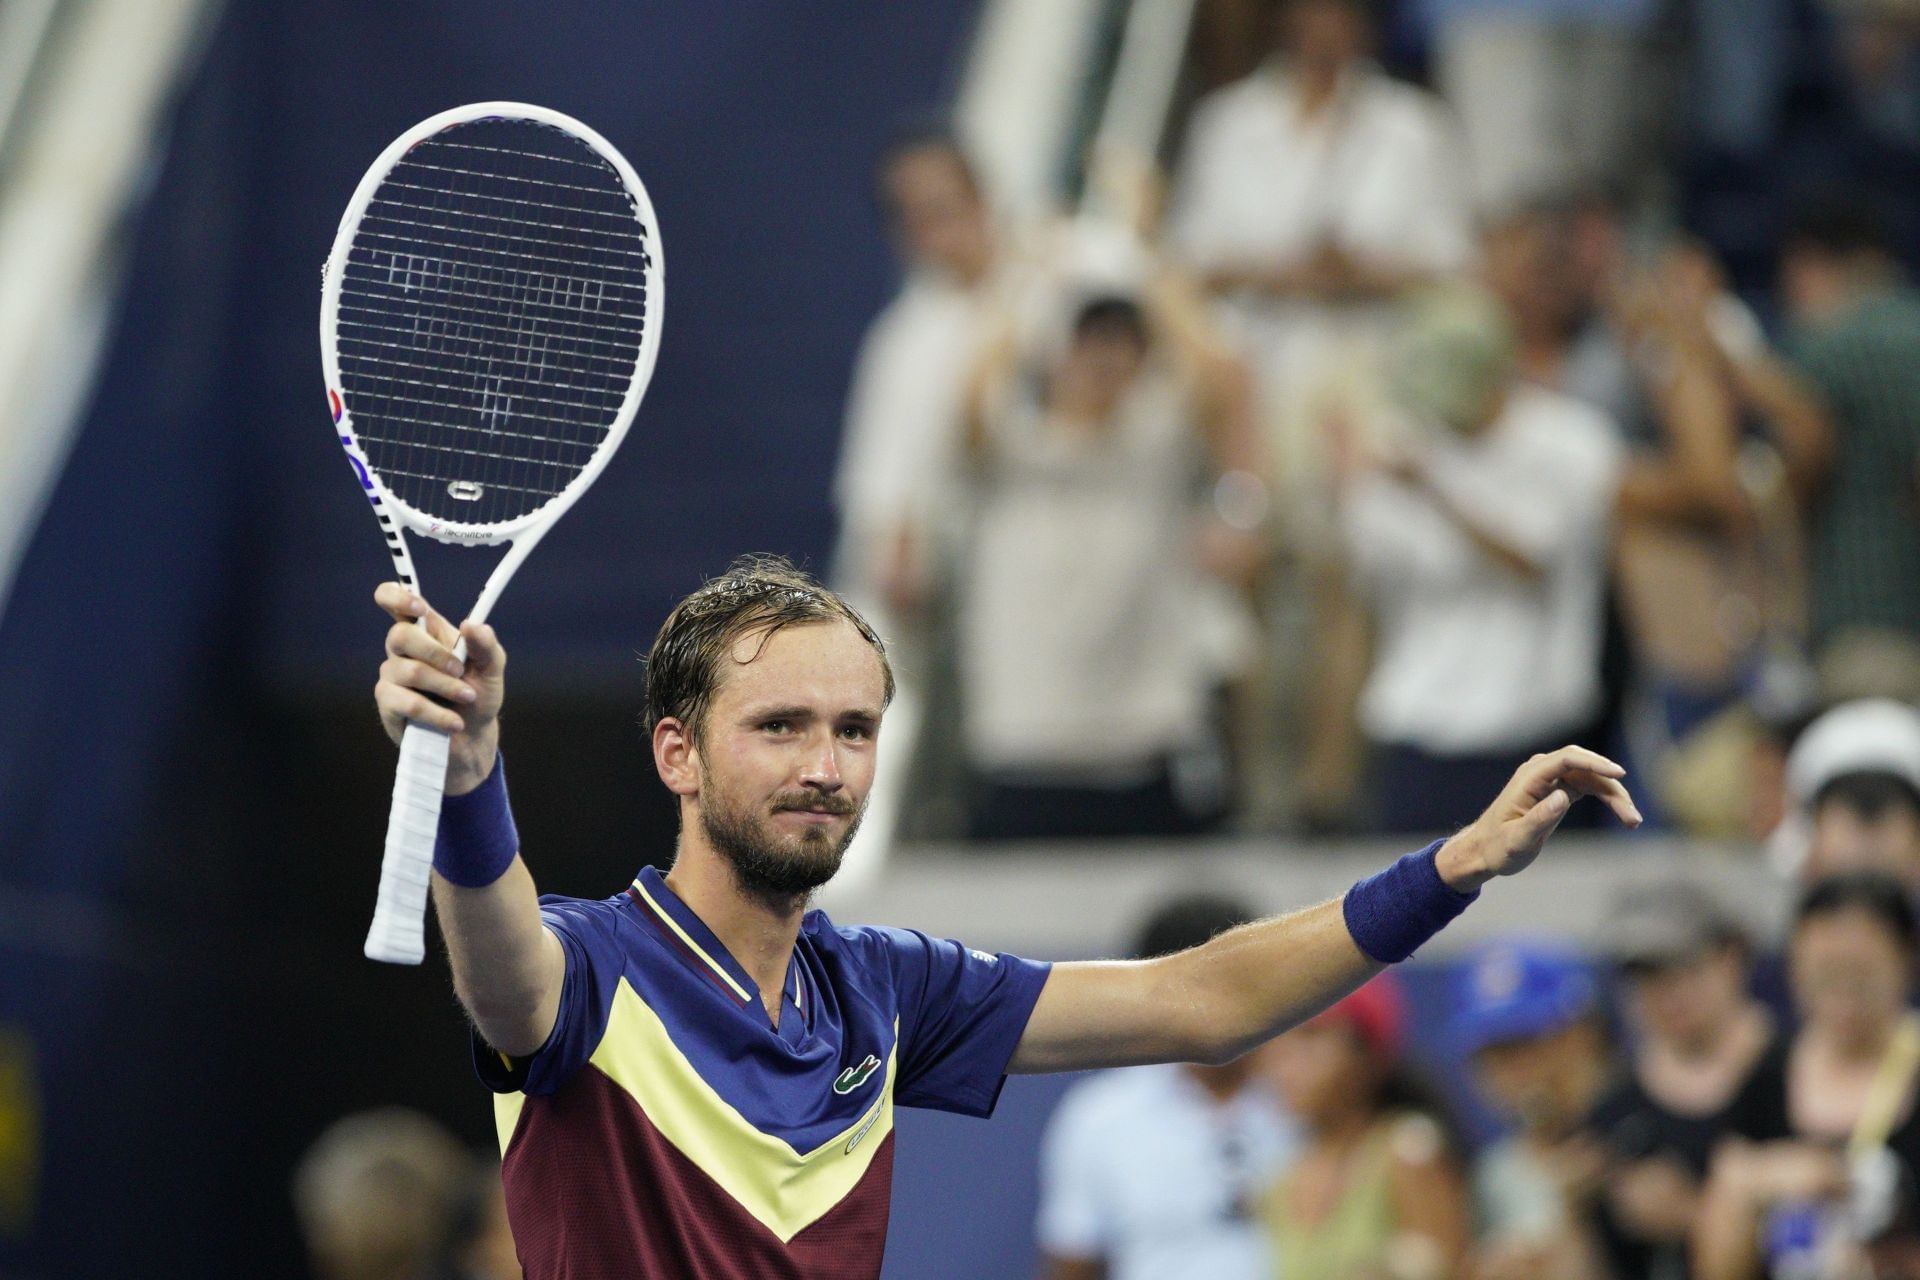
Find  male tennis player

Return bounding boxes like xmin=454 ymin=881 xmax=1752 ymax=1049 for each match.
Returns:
xmin=371 ymin=555 xmax=1640 ymax=1279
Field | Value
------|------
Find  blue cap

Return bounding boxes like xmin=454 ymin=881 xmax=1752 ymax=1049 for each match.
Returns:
xmin=1450 ymin=940 xmax=1597 ymax=1054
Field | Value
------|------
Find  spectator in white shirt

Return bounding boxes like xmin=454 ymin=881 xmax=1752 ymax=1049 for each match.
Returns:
xmin=832 ymin=128 xmax=1015 ymax=843
xmin=1168 ymin=0 xmax=1473 ymax=502
xmin=1331 ymin=286 xmax=1624 ymax=834
xmin=834 ymin=127 xmax=1002 ymax=629
xmin=1166 ymin=0 xmax=1473 ymax=830
xmin=1036 ymin=894 xmax=1297 ymax=1280
xmin=958 ymin=277 xmax=1267 ymax=840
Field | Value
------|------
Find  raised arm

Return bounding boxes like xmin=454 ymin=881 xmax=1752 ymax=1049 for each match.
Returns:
xmin=372 ymin=584 xmax=564 ymax=1057
xmin=1008 ymin=749 xmax=1641 ymax=1074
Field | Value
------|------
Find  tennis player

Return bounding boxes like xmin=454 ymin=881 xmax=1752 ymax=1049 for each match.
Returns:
xmin=371 ymin=555 xmax=1640 ymax=1280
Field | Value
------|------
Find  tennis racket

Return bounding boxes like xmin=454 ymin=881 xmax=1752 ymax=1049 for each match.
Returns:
xmin=320 ymin=102 xmax=663 ymax=964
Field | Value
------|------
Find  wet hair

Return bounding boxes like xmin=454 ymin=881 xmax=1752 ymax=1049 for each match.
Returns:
xmin=1795 ymin=870 xmax=1919 ymax=954
xmin=1784 ymin=196 xmax=1891 ymax=261
xmin=641 ymin=555 xmax=893 ymax=743
xmin=1815 ymin=771 xmax=1920 ymax=825
xmin=1072 ymin=295 xmax=1150 ymax=349
xmin=1133 ymin=893 xmax=1258 ymax=960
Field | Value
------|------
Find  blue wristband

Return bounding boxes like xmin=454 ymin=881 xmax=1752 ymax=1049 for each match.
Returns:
xmin=432 ymin=753 xmax=520 ymax=888
xmin=1342 ymin=839 xmax=1478 ymax=963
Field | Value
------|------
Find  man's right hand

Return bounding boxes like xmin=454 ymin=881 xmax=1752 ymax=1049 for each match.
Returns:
xmin=373 ymin=583 xmax=506 ymax=795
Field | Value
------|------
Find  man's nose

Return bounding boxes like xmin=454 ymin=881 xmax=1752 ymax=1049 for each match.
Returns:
xmin=797 ymin=732 xmax=844 ymax=791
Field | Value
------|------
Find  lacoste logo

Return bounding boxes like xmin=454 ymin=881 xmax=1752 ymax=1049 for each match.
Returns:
xmin=833 ymin=1054 xmax=881 ymax=1096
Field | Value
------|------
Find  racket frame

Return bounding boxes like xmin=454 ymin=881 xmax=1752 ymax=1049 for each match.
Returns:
xmin=319 ymin=101 xmax=663 ymax=964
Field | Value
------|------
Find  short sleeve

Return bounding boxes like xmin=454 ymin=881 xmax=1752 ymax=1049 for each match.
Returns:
xmin=1035 ymin=1084 xmax=1113 ymax=1257
xmin=859 ymin=926 xmax=1051 ymax=1117
xmin=471 ymin=895 xmax=626 ymax=1097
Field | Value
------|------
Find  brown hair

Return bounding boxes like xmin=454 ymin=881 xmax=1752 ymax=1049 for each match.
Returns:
xmin=642 ymin=555 xmax=893 ymax=742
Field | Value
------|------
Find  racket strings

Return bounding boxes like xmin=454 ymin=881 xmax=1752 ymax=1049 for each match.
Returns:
xmin=334 ymin=117 xmax=652 ymax=527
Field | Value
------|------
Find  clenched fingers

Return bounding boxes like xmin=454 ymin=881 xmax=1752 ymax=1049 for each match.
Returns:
xmin=386 ymin=618 xmax=465 ymax=677
xmin=374 ymin=679 xmax=468 ymax=735
xmin=457 ymin=620 xmax=505 ymax=676
xmin=373 ymin=584 xmax=460 ymax=649
xmin=380 ymin=655 xmax=478 ymax=706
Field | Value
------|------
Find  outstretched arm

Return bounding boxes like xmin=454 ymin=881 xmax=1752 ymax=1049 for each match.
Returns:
xmin=372 ymin=584 xmax=564 ymax=1057
xmin=1008 ymin=749 xmax=1641 ymax=1073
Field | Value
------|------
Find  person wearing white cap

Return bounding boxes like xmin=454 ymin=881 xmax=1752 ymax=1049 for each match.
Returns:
xmin=1774 ymin=699 xmax=1920 ymax=893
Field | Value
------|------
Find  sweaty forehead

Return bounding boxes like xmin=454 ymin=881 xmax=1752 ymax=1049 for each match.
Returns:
xmin=714 ymin=620 xmax=886 ymax=713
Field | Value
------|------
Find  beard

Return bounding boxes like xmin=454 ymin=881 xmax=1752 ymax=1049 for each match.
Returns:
xmin=699 ymin=783 xmax=865 ymax=906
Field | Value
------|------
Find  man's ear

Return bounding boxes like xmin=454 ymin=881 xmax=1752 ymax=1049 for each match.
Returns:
xmin=653 ymin=716 xmax=700 ymax=798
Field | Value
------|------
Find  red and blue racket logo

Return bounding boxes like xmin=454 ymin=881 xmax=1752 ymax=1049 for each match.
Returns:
xmin=328 ymin=388 xmax=344 ymax=423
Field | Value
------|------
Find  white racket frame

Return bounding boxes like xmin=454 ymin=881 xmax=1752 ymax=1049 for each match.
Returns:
xmin=320 ymin=101 xmax=663 ymax=964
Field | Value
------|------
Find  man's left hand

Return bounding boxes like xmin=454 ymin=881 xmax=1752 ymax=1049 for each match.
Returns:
xmin=1436 ymin=747 xmax=1643 ymax=893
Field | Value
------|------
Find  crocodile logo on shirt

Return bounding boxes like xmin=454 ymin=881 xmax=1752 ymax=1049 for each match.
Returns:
xmin=833 ymin=1054 xmax=881 ymax=1096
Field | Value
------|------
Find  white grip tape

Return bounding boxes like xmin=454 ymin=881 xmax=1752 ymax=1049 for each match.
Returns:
xmin=364 ymin=721 xmax=452 ymax=964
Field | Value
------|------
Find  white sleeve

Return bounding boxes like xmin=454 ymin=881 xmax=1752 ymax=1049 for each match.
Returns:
xmin=833 ymin=297 xmax=970 ymax=540
xmin=1341 ymin=472 xmax=1470 ymax=590
xmin=1034 ymin=1086 xmax=1112 ymax=1259
xmin=1402 ymin=107 xmax=1476 ymax=275
xmin=1166 ymin=99 xmax=1237 ymax=272
xmin=1416 ymin=415 xmax=1625 ymax=570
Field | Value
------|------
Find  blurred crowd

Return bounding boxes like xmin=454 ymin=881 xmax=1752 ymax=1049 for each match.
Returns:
xmin=289 ymin=1 xmax=1920 ymax=1275
xmin=835 ymin=0 xmax=1920 ymax=843
xmin=292 ymin=1108 xmax=519 ymax=1280
xmin=1040 ymin=858 xmax=1920 ymax=1280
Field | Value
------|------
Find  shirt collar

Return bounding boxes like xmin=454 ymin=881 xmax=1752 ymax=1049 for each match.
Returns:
xmin=628 ymin=866 xmax=810 ymax=1036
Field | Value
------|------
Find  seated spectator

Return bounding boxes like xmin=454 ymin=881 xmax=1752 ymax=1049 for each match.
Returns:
xmin=1589 ymin=881 xmax=1776 ymax=1280
xmin=1257 ymin=974 xmax=1470 ymax=1280
xmin=957 ymin=268 xmax=1266 ymax=840
xmin=292 ymin=1107 xmax=477 ymax=1280
xmin=1695 ymin=872 xmax=1920 ymax=1280
xmin=1778 ymin=698 xmax=1920 ymax=893
xmin=1036 ymin=894 xmax=1297 ymax=1280
xmin=1452 ymin=941 xmax=1617 ymax=1280
xmin=1330 ymin=287 xmax=1624 ymax=834
xmin=1779 ymin=200 xmax=1920 ymax=693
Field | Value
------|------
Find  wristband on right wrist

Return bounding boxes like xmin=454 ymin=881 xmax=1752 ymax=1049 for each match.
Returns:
xmin=432 ymin=752 xmax=519 ymax=888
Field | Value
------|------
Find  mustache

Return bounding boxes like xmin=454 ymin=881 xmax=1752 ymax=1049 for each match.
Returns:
xmin=772 ymin=792 xmax=856 ymax=816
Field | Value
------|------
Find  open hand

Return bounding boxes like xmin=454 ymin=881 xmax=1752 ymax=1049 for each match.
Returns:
xmin=1436 ymin=747 xmax=1643 ymax=892
xmin=372 ymin=583 xmax=506 ymax=794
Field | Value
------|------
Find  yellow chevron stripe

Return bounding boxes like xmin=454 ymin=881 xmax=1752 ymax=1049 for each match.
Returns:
xmin=631 ymin=877 xmax=754 ymax=1004
xmin=590 ymin=977 xmax=895 ymax=1242
xmin=493 ymin=1089 xmax=526 ymax=1154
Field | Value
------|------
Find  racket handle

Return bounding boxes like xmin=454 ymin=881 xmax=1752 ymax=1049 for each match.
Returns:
xmin=364 ymin=721 xmax=452 ymax=964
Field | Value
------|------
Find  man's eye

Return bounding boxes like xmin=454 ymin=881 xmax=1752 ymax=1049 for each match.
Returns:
xmin=840 ymin=724 xmax=872 ymax=741
xmin=762 ymin=720 xmax=791 ymax=734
